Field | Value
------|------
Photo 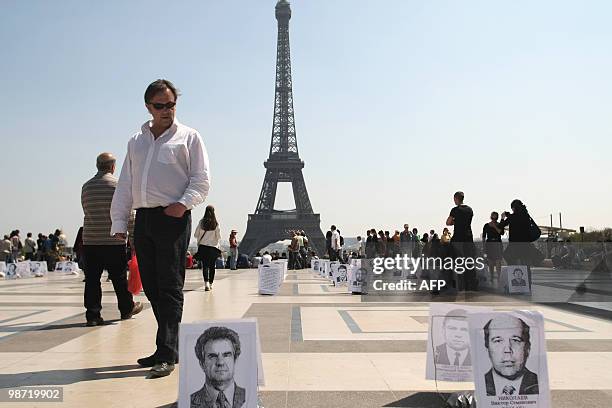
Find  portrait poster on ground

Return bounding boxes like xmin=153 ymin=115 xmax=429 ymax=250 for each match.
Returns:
xmin=16 ymin=261 xmax=32 ymax=278
xmin=54 ymin=261 xmax=67 ymax=272
xmin=503 ymin=265 xmax=531 ymax=294
xmin=331 ymin=263 xmax=348 ymax=286
xmin=468 ymin=310 xmax=550 ymax=408
xmin=328 ymin=261 xmax=338 ymax=279
xmin=348 ymin=264 xmax=367 ymax=294
xmin=178 ymin=319 xmax=259 ymax=408
xmin=311 ymin=259 xmax=320 ymax=273
xmin=5 ymin=263 xmax=19 ymax=279
xmin=29 ymin=261 xmax=48 ymax=277
xmin=425 ymin=303 xmax=493 ymax=382
xmin=258 ymin=263 xmax=282 ymax=295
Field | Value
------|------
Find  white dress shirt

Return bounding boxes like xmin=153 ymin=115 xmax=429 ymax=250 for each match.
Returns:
xmin=110 ymin=119 xmax=210 ymax=235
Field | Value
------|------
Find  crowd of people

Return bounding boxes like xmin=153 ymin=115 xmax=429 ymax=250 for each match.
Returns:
xmin=1 ymin=229 xmax=71 ymax=270
xmin=258 ymin=191 xmax=548 ymax=292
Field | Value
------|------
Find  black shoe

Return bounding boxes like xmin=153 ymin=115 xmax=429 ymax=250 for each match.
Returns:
xmin=150 ymin=362 xmax=175 ymax=378
xmin=121 ymin=301 xmax=144 ymax=320
xmin=137 ymin=354 xmax=157 ymax=367
xmin=86 ymin=317 xmax=104 ymax=327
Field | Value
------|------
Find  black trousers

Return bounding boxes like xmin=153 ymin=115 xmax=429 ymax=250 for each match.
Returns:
xmin=199 ymin=245 xmax=218 ymax=284
xmin=134 ymin=207 xmax=190 ymax=363
xmin=83 ymin=245 xmax=134 ymax=321
xmin=451 ymin=240 xmax=478 ymax=291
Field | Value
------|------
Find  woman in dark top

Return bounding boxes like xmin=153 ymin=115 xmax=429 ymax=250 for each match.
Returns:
xmin=482 ymin=212 xmax=503 ymax=281
xmin=498 ymin=199 xmax=542 ymax=267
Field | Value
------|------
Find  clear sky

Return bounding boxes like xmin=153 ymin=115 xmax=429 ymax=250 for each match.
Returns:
xmin=1 ymin=0 xmax=611 ymax=245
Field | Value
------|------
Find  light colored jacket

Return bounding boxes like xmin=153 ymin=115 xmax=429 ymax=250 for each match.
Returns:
xmin=194 ymin=223 xmax=221 ymax=249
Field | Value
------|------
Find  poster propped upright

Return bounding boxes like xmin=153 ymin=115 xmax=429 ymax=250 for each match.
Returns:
xmin=468 ymin=310 xmax=551 ymax=408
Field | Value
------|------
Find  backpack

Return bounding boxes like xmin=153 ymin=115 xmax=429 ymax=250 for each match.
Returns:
xmin=340 ymin=236 xmax=344 ymax=246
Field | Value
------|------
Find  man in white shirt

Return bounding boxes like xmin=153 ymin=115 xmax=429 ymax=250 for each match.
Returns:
xmin=111 ymin=79 xmax=210 ymax=378
xmin=330 ymin=225 xmax=340 ymax=261
xmin=261 ymin=252 xmax=273 ymax=265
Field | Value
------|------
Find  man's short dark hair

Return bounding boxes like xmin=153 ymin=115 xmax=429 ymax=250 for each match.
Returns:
xmin=144 ymin=79 xmax=180 ymax=103
xmin=195 ymin=326 xmax=241 ymax=363
xmin=513 ymin=268 xmax=523 ymax=277
xmin=483 ymin=317 xmax=531 ymax=349
xmin=454 ymin=191 xmax=465 ymax=202
xmin=442 ymin=309 xmax=467 ymax=327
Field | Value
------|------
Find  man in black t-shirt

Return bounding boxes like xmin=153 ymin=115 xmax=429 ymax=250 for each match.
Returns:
xmin=446 ymin=191 xmax=477 ymax=291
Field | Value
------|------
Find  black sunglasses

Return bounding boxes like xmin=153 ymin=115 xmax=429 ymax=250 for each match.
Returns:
xmin=149 ymin=101 xmax=176 ymax=110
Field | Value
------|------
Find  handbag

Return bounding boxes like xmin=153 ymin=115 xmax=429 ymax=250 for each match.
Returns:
xmin=527 ymin=216 xmax=541 ymax=242
xmin=127 ymin=254 xmax=142 ymax=295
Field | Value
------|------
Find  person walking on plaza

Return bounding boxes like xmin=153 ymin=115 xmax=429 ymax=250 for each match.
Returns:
xmin=111 ymin=79 xmax=211 ymax=378
xmin=82 ymin=152 xmax=143 ymax=327
xmin=446 ymin=191 xmax=477 ymax=291
xmin=194 ymin=205 xmax=221 ymax=291
xmin=24 ymin=233 xmax=36 ymax=261
xmin=229 ymin=230 xmax=238 ymax=270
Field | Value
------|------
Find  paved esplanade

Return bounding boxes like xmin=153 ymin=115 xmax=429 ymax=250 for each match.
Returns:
xmin=0 ymin=267 xmax=612 ymax=407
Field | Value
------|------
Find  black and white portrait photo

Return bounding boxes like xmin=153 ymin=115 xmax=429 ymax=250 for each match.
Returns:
xmin=426 ymin=304 xmax=493 ymax=382
xmin=6 ymin=263 xmax=18 ymax=279
xmin=504 ymin=265 xmax=531 ymax=294
xmin=30 ymin=261 xmax=46 ymax=277
xmin=333 ymin=264 xmax=348 ymax=286
xmin=190 ymin=327 xmax=246 ymax=407
xmin=511 ymin=268 xmax=527 ymax=287
xmin=434 ymin=309 xmax=471 ymax=367
xmin=311 ymin=259 xmax=319 ymax=272
xmin=483 ymin=315 xmax=538 ymax=396
xmin=468 ymin=311 xmax=551 ymax=408
xmin=350 ymin=267 xmax=366 ymax=291
xmin=178 ymin=320 xmax=259 ymax=408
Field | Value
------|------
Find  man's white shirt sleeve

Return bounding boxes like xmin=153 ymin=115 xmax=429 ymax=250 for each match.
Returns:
xmin=110 ymin=140 xmax=134 ymax=235
xmin=178 ymin=131 xmax=210 ymax=209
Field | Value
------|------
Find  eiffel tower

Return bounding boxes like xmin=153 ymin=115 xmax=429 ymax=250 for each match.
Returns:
xmin=238 ymin=0 xmax=326 ymax=257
